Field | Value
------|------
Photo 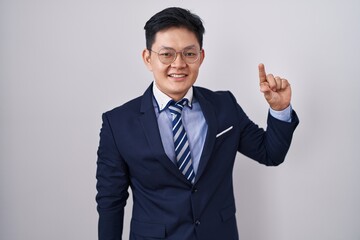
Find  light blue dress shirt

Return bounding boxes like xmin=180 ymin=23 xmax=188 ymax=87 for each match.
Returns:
xmin=152 ymin=82 xmax=292 ymax=174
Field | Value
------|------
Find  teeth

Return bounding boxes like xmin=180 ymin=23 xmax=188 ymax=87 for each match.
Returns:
xmin=169 ymin=74 xmax=186 ymax=78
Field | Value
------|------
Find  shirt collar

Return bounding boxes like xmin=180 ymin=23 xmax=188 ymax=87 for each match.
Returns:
xmin=152 ymin=82 xmax=193 ymax=112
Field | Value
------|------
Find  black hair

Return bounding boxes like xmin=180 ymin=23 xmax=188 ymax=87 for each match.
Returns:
xmin=144 ymin=7 xmax=205 ymax=50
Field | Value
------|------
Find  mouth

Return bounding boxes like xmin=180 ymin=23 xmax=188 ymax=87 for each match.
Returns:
xmin=168 ymin=73 xmax=188 ymax=78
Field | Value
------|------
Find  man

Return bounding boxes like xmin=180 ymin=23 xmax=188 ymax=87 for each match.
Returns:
xmin=96 ymin=7 xmax=299 ymax=240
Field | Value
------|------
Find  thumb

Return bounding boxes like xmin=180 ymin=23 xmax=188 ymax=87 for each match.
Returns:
xmin=260 ymin=82 xmax=273 ymax=101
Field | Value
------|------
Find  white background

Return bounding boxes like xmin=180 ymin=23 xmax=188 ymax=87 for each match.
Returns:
xmin=1 ymin=0 xmax=359 ymax=239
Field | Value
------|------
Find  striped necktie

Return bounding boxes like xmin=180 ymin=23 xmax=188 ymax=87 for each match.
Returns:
xmin=168 ymin=99 xmax=195 ymax=183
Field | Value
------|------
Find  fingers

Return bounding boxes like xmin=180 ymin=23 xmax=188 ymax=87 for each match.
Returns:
xmin=258 ymin=63 xmax=290 ymax=92
xmin=259 ymin=81 xmax=271 ymax=94
xmin=258 ymin=64 xmax=292 ymax=109
xmin=258 ymin=63 xmax=267 ymax=84
xmin=263 ymin=73 xmax=289 ymax=92
xmin=280 ymin=78 xmax=290 ymax=89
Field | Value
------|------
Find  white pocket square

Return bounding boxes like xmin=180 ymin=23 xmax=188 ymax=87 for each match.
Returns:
xmin=216 ymin=126 xmax=233 ymax=138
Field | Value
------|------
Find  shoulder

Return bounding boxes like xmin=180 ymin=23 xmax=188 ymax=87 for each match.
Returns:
xmin=104 ymin=84 xmax=153 ymax=118
xmin=103 ymin=95 xmax=143 ymax=120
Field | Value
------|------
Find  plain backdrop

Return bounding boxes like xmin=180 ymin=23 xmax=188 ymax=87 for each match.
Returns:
xmin=1 ymin=0 xmax=359 ymax=239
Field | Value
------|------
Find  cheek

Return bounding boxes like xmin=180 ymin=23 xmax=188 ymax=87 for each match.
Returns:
xmin=147 ymin=57 xmax=161 ymax=72
xmin=147 ymin=65 xmax=153 ymax=72
xmin=152 ymin=64 xmax=169 ymax=75
xmin=190 ymin=66 xmax=200 ymax=77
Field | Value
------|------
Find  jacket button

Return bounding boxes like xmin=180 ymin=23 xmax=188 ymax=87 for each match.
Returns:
xmin=195 ymin=220 xmax=201 ymax=226
xmin=192 ymin=188 xmax=198 ymax=193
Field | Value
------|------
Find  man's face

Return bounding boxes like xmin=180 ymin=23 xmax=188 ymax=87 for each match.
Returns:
xmin=143 ymin=27 xmax=205 ymax=101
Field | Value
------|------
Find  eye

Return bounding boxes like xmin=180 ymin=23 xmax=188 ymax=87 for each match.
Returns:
xmin=161 ymin=53 xmax=172 ymax=57
xmin=184 ymin=51 xmax=198 ymax=58
xmin=159 ymin=49 xmax=175 ymax=58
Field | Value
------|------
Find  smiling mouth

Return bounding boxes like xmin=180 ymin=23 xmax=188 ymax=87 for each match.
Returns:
xmin=168 ymin=74 xmax=187 ymax=78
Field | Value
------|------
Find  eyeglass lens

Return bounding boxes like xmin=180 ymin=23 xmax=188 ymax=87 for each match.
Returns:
xmin=158 ymin=48 xmax=200 ymax=64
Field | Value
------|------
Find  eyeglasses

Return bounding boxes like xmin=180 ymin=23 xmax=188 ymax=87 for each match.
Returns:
xmin=149 ymin=47 xmax=202 ymax=65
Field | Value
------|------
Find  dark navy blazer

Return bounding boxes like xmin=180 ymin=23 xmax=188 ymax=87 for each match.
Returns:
xmin=96 ymin=83 xmax=299 ymax=240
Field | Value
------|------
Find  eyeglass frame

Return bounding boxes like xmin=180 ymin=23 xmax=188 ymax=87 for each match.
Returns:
xmin=148 ymin=47 xmax=202 ymax=65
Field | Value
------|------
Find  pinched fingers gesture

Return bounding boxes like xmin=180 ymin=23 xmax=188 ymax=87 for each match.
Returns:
xmin=258 ymin=63 xmax=291 ymax=111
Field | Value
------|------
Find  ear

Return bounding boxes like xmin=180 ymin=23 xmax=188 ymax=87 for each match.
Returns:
xmin=142 ymin=49 xmax=153 ymax=71
xmin=199 ymin=49 xmax=205 ymax=65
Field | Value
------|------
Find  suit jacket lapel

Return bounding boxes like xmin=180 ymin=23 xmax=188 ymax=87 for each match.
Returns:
xmin=193 ymin=87 xmax=218 ymax=184
xmin=139 ymin=84 xmax=191 ymax=185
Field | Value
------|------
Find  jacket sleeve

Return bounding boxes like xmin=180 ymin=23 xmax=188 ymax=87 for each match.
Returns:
xmin=96 ymin=112 xmax=130 ymax=240
xmin=230 ymin=93 xmax=299 ymax=166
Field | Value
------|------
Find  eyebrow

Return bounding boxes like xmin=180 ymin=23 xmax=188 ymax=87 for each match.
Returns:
xmin=160 ymin=45 xmax=198 ymax=50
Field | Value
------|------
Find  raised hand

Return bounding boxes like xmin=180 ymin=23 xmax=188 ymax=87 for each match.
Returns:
xmin=258 ymin=63 xmax=291 ymax=111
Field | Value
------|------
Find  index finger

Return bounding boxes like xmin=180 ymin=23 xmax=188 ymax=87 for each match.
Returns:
xmin=258 ymin=63 xmax=267 ymax=84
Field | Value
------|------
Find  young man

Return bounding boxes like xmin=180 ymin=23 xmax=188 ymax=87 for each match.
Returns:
xmin=96 ymin=7 xmax=299 ymax=240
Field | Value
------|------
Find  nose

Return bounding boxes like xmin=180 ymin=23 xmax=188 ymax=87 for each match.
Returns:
xmin=171 ymin=52 xmax=187 ymax=67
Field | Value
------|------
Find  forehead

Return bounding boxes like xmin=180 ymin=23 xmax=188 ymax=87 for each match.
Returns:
xmin=153 ymin=27 xmax=200 ymax=49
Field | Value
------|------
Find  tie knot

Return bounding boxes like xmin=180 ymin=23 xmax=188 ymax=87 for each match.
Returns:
xmin=174 ymin=98 xmax=189 ymax=107
xmin=169 ymin=99 xmax=189 ymax=111
xmin=179 ymin=98 xmax=189 ymax=106
xmin=168 ymin=99 xmax=189 ymax=118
